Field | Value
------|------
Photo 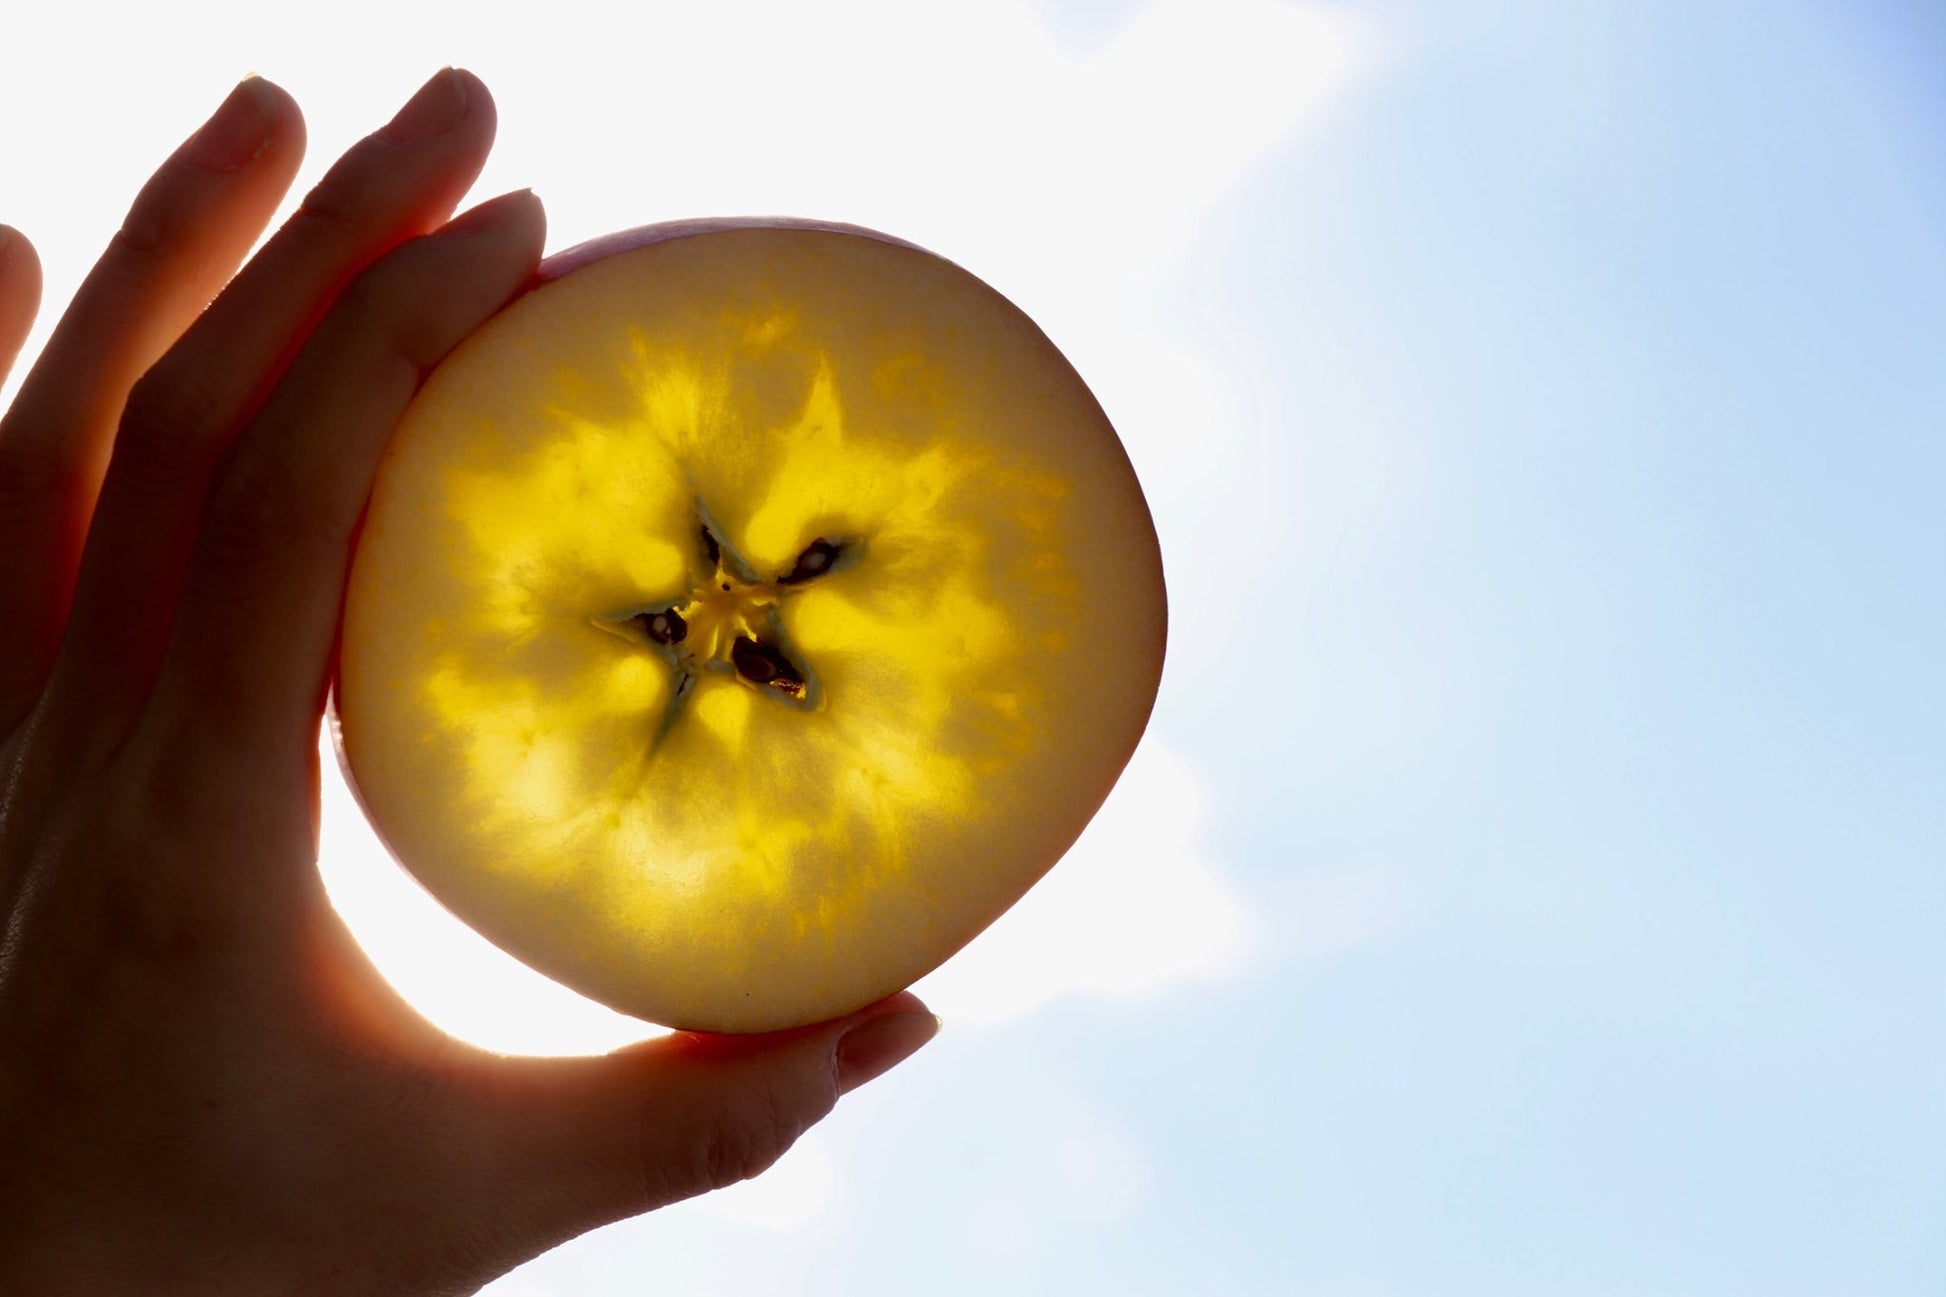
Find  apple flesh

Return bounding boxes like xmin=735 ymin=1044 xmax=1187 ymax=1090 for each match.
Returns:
xmin=336 ymin=219 xmax=1165 ymax=1033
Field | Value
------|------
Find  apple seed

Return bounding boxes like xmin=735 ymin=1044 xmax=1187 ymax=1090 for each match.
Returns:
xmin=778 ymin=539 xmax=841 ymax=585
xmin=731 ymin=635 xmax=806 ymax=697
xmin=638 ymin=609 xmax=687 ymax=645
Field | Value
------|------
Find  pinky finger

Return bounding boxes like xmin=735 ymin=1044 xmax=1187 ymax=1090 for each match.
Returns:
xmin=0 ymin=226 xmax=41 ymax=387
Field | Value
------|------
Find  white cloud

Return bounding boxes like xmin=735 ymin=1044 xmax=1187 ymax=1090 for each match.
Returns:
xmin=911 ymin=736 xmax=1254 ymax=1026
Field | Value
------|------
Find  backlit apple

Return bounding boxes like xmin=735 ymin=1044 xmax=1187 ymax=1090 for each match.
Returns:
xmin=336 ymin=219 xmax=1165 ymax=1033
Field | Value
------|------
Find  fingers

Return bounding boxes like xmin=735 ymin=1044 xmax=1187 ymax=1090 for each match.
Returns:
xmin=0 ymin=226 xmax=42 ymax=386
xmin=464 ymin=996 xmax=939 ymax=1266
xmin=0 ymin=78 xmax=303 ymax=732
xmin=148 ymin=189 xmax=545 ymax=757
xmin=49 ymin=69 xmax=497 ymax=741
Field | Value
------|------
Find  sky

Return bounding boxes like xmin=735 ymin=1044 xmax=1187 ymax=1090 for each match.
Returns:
xmin=5 ymin=1 xmax=1945 ymax=1293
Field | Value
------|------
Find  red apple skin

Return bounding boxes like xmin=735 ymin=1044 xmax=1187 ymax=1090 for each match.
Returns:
xmin=538 ymin=217 xmax=931 ymax=285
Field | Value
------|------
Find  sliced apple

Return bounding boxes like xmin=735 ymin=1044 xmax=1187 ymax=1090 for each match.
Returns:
xmin=336 ymin=219 xmax=1165 ymax=1033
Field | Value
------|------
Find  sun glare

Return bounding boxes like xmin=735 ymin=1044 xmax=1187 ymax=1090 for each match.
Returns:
xmin=297 ymin=0 xmax=1356 ymax=1056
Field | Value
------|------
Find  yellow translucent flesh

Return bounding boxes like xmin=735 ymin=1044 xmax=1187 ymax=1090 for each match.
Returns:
xmin=339 ymin=227 xmax=1164 ymax=1032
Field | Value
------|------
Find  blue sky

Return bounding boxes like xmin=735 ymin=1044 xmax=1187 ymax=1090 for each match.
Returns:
xmin=1171 ymin=4 xmax=1945 ymax=1292
xmin=4 ymin=1 xmax=1942 ymax=1293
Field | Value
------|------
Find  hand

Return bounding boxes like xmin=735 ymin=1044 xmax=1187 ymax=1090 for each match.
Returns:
xmin=0 ymin=70 xmax=936 ymax=1295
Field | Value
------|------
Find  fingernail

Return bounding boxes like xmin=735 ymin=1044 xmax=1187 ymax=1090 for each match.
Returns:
xmin=835 ymin=1010 xmax=939 ymax=1095
xmin=184 ymin=77 xmax=280 ymax=172
xmin=383 ymin=68 xmax=470 ymax=144
xmin=443 ymin=188 xmax=542 ymax=239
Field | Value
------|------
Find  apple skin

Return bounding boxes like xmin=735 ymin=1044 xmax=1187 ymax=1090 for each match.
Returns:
xmin=333 ymin=218 xmax=1165 ymax=1033
xmin=537 ymin=216 xmax=929 ymax=284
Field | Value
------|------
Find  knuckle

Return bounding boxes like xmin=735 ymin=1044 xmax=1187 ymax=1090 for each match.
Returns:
xmin=329 ymin=262 xmax=401 ymax=329
xmin=189 ymin=434 xmax=309 ymax=584
xmin=84 ymin=227 xmax=177 ymax=335
xmin=333 ymin=257 xmax=451 ymax=376
xmin=286 ymin=169 xmax=376 ymax=261
xmin=114 ymin=362 xmax=230 ymax=490
xmin=111 ymin=176 xmax=192 ymax=262
xmin=697 ymin=1081 xmax=806 ymax=1193
xmin=639 ymin=1071 xmax=817 ymax=1207
xmin=67 ymin=777 xmax=243 ymax=979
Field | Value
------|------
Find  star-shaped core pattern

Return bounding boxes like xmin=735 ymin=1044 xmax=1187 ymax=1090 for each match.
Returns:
xmin=601 ymin=520 xmax=850 ymax=745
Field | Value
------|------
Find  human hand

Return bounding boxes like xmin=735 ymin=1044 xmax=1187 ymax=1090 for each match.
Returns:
xmin=0 ymin=70 xmax=936 ymax=1295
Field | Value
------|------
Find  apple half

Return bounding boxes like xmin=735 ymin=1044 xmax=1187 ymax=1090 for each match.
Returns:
xmin=335 ymin=219 xmax=1165 ymax=1033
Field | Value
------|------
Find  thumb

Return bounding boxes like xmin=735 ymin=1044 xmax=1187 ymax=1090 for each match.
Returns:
xmin=464 ymin=993 xmax=938 ymax=1261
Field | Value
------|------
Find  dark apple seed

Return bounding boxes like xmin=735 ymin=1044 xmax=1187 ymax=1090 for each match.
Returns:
xmin=732 ymin=636 xmax=805 ymax=695
xmin=639 ymin=609 xmax=687 ymax=645
xmin=778 ymin=538 xmax=841 ymax=585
